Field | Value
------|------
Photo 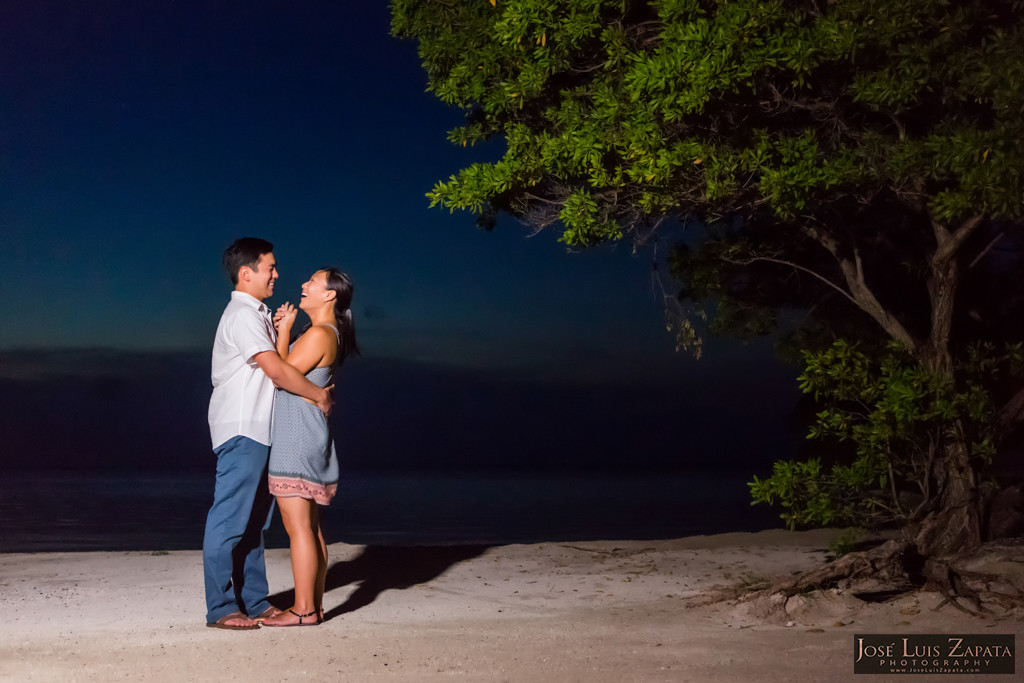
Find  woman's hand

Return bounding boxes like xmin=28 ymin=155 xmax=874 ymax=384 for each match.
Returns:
xmin=274 ymin=302 xmax=298 ymax=331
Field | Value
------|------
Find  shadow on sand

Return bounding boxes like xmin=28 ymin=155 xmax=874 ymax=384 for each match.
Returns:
xmin=269 ymin=545 xmax=491 ymax=621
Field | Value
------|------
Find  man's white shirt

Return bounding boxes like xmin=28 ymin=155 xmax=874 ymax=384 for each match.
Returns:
xmin=208 ymin=291 xmax=277 ymax=449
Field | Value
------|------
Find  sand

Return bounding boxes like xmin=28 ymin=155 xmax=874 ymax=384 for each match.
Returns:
xmin=1 ymin=529 xmax=1019 ymax=682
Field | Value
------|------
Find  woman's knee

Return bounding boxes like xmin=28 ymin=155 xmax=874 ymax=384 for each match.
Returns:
xmin=277 ymin=498 xmax=314 ymax=533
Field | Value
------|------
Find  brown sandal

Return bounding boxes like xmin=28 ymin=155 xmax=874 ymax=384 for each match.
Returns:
xmin=206 ymin=611 xmax=259 ymax=630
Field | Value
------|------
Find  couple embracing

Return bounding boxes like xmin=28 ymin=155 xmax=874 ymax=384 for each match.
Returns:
xmin=203 ymin=237 xmax=359 ymax=630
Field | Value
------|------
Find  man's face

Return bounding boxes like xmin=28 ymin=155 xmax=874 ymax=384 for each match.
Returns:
xmin=244 ymin=252 xmax=278 ymax=300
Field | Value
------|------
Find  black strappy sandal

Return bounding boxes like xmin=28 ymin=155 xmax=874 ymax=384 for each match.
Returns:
xmin=262 ymin=608 xmax=321 ymax=627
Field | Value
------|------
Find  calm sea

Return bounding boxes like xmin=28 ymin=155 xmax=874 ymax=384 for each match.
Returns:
xmin=0 ymin=469 xmax=781 ymax=552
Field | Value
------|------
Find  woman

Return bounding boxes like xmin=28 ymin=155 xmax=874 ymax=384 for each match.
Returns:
xmin=262 ymin=267 xmax=359 ymax=627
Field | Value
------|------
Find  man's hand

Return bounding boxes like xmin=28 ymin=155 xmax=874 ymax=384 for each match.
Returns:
xmin=253 ymin=351 xmax=329 ymax=409
xmin=316 ymin=384 xmax=334 ymax=416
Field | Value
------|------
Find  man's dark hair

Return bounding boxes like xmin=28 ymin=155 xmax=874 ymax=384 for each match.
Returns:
xmin=222 ymin=238 xmax=274 ymax=285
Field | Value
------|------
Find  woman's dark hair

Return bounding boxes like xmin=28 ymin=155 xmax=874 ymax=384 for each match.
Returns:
xmin=322 ymin=267 xmax=360 ymax=361
xmin=223 ymin=237 xmax=274 ymax=284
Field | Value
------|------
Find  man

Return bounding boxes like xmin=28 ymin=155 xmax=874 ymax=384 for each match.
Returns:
xmin=203 ymin=237 xmax=332 ymax=630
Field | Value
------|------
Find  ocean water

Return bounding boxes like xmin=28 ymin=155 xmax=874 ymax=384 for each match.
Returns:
xmin=0 ymin=469 xmax=781 ymax=552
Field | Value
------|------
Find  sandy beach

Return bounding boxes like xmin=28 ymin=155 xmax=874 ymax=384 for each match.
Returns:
xmin=1 ymin=529 xmax=1019 ymax=682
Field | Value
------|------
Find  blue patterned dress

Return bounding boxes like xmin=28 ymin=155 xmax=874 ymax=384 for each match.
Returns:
xmin=267 ymin=324 xmax=339 ymax=505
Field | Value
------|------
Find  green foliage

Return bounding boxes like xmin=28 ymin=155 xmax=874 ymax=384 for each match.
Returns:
xmin=393 ymin=0 xmax=1024 ymax=246
xmin=394 ymin=0 xmax=1024 ymax=363
xmin=749 ymin=339 xmax=1022 ymax=530
xmin=749 ymin=457 xmax=845 ymax=530
xmin=827 ymin=528 xmax=863 ymax=558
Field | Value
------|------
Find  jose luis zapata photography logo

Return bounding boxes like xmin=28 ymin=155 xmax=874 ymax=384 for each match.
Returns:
xmin=854 ymin=634 xmax=1015 ymax=674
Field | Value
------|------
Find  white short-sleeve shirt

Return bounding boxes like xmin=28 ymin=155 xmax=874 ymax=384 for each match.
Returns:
xmin=208 ymin=291 xmax=278 ymax=449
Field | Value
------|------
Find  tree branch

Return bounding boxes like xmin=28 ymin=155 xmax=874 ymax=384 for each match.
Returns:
xmin=932 ymin=215 xmax=984 ymax=267
xmin=968 ymin=231 xmax=1004 ymax=269
xmin=800 ymin=222 xmax=919 ymax=351
xmin=718 ymin=254 xmax=859 ymax=308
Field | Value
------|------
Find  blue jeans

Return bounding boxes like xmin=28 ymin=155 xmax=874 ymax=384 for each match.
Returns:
xmin=202 ymin=435 xmax=275 ymax=623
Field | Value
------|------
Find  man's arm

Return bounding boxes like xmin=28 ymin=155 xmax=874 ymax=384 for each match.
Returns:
xmin=253 ymin=351 xmax=333 ymax=414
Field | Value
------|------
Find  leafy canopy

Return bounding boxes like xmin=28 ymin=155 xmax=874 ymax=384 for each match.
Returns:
xmin=392 ymin=0 xmax=1024 ymax=247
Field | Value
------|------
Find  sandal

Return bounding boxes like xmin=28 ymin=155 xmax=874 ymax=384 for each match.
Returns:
xmin=207 ymin=611 xmax=260 ymax=630
xmin=261 ymin=609 xmax=321 ymax=627
xmin=253 ymin=606 xmax=282 ymax=621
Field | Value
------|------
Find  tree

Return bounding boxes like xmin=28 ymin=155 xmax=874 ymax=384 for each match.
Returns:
xmin=391 ymin=0 xmax=1024 ymax=569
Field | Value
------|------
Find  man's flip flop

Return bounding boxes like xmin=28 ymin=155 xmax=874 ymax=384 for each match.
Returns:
xmin=206 ymin=611 xmax=260 ymax=630
xmin=261 ymin=609 xmax=320 ymax=627
xmin=253 ymin=606 xmax=282 ymax=621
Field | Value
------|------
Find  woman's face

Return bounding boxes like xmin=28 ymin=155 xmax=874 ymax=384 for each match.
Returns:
xmin=299 ymin=270 xmax=332 ymax=311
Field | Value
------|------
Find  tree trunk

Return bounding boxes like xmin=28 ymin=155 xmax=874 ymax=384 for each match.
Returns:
xmin=923 ymin=241 xmax=959 ymax=375
xmin=911 ymin=439 xmax=983 ymax=557
xmin=910 ymin=216 xmax=986 ymax=557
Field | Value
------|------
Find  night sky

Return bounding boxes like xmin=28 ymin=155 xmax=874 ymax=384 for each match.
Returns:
xmin=1 ymin=2 xmax=802 ymax=478
xmin=1 ymin=1 xmax=673 ymax=373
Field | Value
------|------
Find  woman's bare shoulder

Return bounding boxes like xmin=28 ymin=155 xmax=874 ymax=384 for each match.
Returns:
xmin=296 ymin=324 xmax=333 ymax=345
xmin=295 ymin=325 xmax=337 ymax=366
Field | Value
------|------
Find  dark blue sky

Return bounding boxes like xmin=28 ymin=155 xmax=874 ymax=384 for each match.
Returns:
xmin=0 ymin=1 xmax=786 ymax=385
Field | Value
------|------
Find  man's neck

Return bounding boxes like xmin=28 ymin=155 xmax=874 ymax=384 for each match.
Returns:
xmin=235 ymin=285 xmax=266 ymax=301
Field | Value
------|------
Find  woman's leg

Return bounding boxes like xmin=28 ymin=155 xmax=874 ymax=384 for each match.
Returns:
xmin=312 ymin=504 xmax=328 ymax=615
xmin=263 ymin=496 xmax=320 ymax=625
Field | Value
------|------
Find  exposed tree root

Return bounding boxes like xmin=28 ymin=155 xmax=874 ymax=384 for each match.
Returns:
xmin=927 ymin=537 xmax=1024 ymax=617
xmin=687 ymin=538 xmax=1024 ymax=623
